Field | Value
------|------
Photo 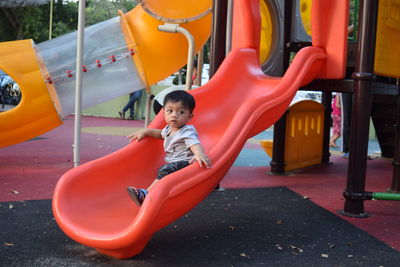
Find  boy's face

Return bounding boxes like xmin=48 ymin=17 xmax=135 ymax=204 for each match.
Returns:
xmin=163 ymin=100 xmax=193 ymax=130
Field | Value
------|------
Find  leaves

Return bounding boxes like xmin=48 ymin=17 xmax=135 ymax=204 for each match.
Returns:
xmin=0 ymin=0 xmax=137 ymax=42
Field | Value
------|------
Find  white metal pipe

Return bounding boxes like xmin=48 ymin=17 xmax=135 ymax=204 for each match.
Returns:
xmin=48 ymin=0 xmax=53 ymax=40
xmin=158 ymin=23 xmax=195 ymax=90
xmin=144 ymin=92 xmax=152 ymax=127
xmin=73 ymin=0 xmax=86 ymax=167
xmin=226 ymin=0 xmax=234 ymax=55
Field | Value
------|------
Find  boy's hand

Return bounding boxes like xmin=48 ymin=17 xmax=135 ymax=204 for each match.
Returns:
xmin=189 ymin=144 xmax=211 ymax=168
xmin=190 ymin=152 xmax=211 ymax=168
xmin=127 ymin=128 xmax=162 ymax=142
xmin=127 ymin=130 xmax=147 ymax=142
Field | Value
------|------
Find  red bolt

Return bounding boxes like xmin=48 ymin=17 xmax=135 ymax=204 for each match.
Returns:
xmin=130 ymin=49 xmax=135 ymax=56
xmin=82 ymin=65 xmax=87 ymax=72
xmin=110 ymin=55 xmax=116 ymax=62
xmin=47 ymin=77 xmax=53 ymax=84
xmin=96 ymin=60 xmax=102 ymax=68
xmin=66 ymin=70 xmax=73 ymax=78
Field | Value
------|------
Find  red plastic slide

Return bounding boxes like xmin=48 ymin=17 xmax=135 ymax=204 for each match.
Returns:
xmin=53 ymin=0 xmax=349 ymax=259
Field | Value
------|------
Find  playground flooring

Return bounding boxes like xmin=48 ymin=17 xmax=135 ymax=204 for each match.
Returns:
xmin=1 ymin=115 xmax=399 ymax=266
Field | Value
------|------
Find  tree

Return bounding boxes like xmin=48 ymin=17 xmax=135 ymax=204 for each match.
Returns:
xmin=0 ymin=0 xmax=79 ymax=42
xmin=86 ymin=0 xmax=137 ymax=25
xmin=0 ymin=0 xmax=138 ymax=43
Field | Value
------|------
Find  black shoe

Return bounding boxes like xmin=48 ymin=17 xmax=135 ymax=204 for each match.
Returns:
xmin=119 ymin=111 xmax=125 ymax=119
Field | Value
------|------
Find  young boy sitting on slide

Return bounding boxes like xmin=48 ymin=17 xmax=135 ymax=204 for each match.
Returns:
xmin=127 ymin=90 xmax=211 ymax=206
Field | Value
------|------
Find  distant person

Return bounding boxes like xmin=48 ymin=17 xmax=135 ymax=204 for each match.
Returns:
xmin=126 ymin=90 xmax=211 ymax=206
xmin=330 ymin=93 xmax=341 ymax=148
xmin=119 ymin=89 xmax=143 ymax=120
xmin=341 ymin=93 xmax=352 ymax=158
xmin=191 ymin=65 xmax=198 ymax=85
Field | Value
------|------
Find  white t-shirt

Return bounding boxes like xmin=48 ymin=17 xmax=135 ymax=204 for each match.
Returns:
xmin=161 ymin=125 xmax=200 ymax=163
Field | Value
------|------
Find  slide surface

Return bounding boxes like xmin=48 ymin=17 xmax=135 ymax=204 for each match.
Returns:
xmin=53 ymin=0 xmax=349 ymax=259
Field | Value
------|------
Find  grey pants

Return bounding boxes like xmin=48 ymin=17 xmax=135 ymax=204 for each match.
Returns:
xmin=157 ymin=160 xmax=190 ymax=180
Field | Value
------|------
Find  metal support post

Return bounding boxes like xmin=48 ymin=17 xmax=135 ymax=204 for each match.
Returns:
xmin=209 ymin=0 xmax=228 ymax=77
xmin=73 ymin=0 xmax=86 ymax=167
xmin=390 ymin=91 xmax=400 ymax=192
xmin=270 ymin=112 xmax=288 ymax=174
xmin=339 ymin=0 xmax=378 ymax=217
xmin=321 ymin=92 xmax=332 ymax=164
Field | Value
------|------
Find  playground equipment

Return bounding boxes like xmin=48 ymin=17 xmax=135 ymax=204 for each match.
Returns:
xmin=53 ymin=0 xmax=349 ymax=258
xmin=260 ymin=100 xmax=324 ymax=172
xmin=0 ymin=1 xmax=212 ymax=148
xmin=283 ymin=0 xmax=400 ymax=216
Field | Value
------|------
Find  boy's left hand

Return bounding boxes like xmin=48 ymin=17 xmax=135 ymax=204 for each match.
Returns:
xmin=190 ymin=153 xmax=211 ymax=168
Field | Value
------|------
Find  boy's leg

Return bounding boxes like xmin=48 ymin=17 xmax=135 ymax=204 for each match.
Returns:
xmin=157 ymin=161 xmax=190 ymax=179
xmin=127 ymin=161 xmax=189 ymax=206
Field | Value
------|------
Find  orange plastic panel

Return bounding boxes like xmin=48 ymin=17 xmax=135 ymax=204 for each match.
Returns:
xmin=53 ymin=0 xmax=329 ymax=258
xmin=374 ymin=0 xmax=400 ymax=78
xmin=0 ymin=40 xmax=62 ymax=147
xmin=311 ymin=0 xmax=349 ymax=78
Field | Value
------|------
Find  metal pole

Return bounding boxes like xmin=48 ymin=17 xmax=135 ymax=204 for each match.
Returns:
xmin=321 ymin=92 xmax=332 ymax=164
xmin=144 ymin=91 xmax=152 ymax=127
xmin=48 ymin=0 xmax=53 ymax=40
xmin=269 ymin=0 xmax=294 ymax=173
xmin=73 ymin=0 xmax=86 ymax=167
xmin=209 ymin=0 xmax=228 ymax=77
xmin=158 ymin=23 xmax=195 ymax=91
xmin=390 ymin=83 xmax=400 ymax=192
xmin=195 ymin=48 xmax=204 ymax=86
xmin=177 ymin=26 xmax=195 ymax=90
xmin=225 ymin=0 xmax=233 ymax=55
xmin=339 ymin=0 xmax=378 ymax=217
xmin=270 ymin=111 xmax=287 ymax=174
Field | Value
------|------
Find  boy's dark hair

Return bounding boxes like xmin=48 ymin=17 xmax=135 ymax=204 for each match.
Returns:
xmin=163 ymin=90 xmax=195 ymax=113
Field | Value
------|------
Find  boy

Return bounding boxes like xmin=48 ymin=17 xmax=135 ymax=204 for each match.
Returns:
xmin=127 ymin=90 xmax=211 ymax=206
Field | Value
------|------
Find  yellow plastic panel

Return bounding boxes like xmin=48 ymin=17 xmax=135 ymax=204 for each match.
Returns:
xmin=260 ymin=139 xmax=273 ymax=158
xmin=284 ymin=100 xmax=324 ymax=171
xmin=260 ymin=100 xmax=324 ymax=172
xmin=259 ymin=0 xmax=273 ymax=64
xmin=120 ymin=4 xmax=212 ymax=87
xmin=300 ymin=0 xmax=312 ymax=36
xmin=374 ymin=0 xmax=400 ymax=78
xmin=0 ymin=40 xmax=62 ymax=147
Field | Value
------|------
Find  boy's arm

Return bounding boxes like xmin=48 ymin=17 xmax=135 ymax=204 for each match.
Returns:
xmin=189 ymin=144 xmax=211 ymax=168
xmin=128 ymin=128 xmax=162 ymax=142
